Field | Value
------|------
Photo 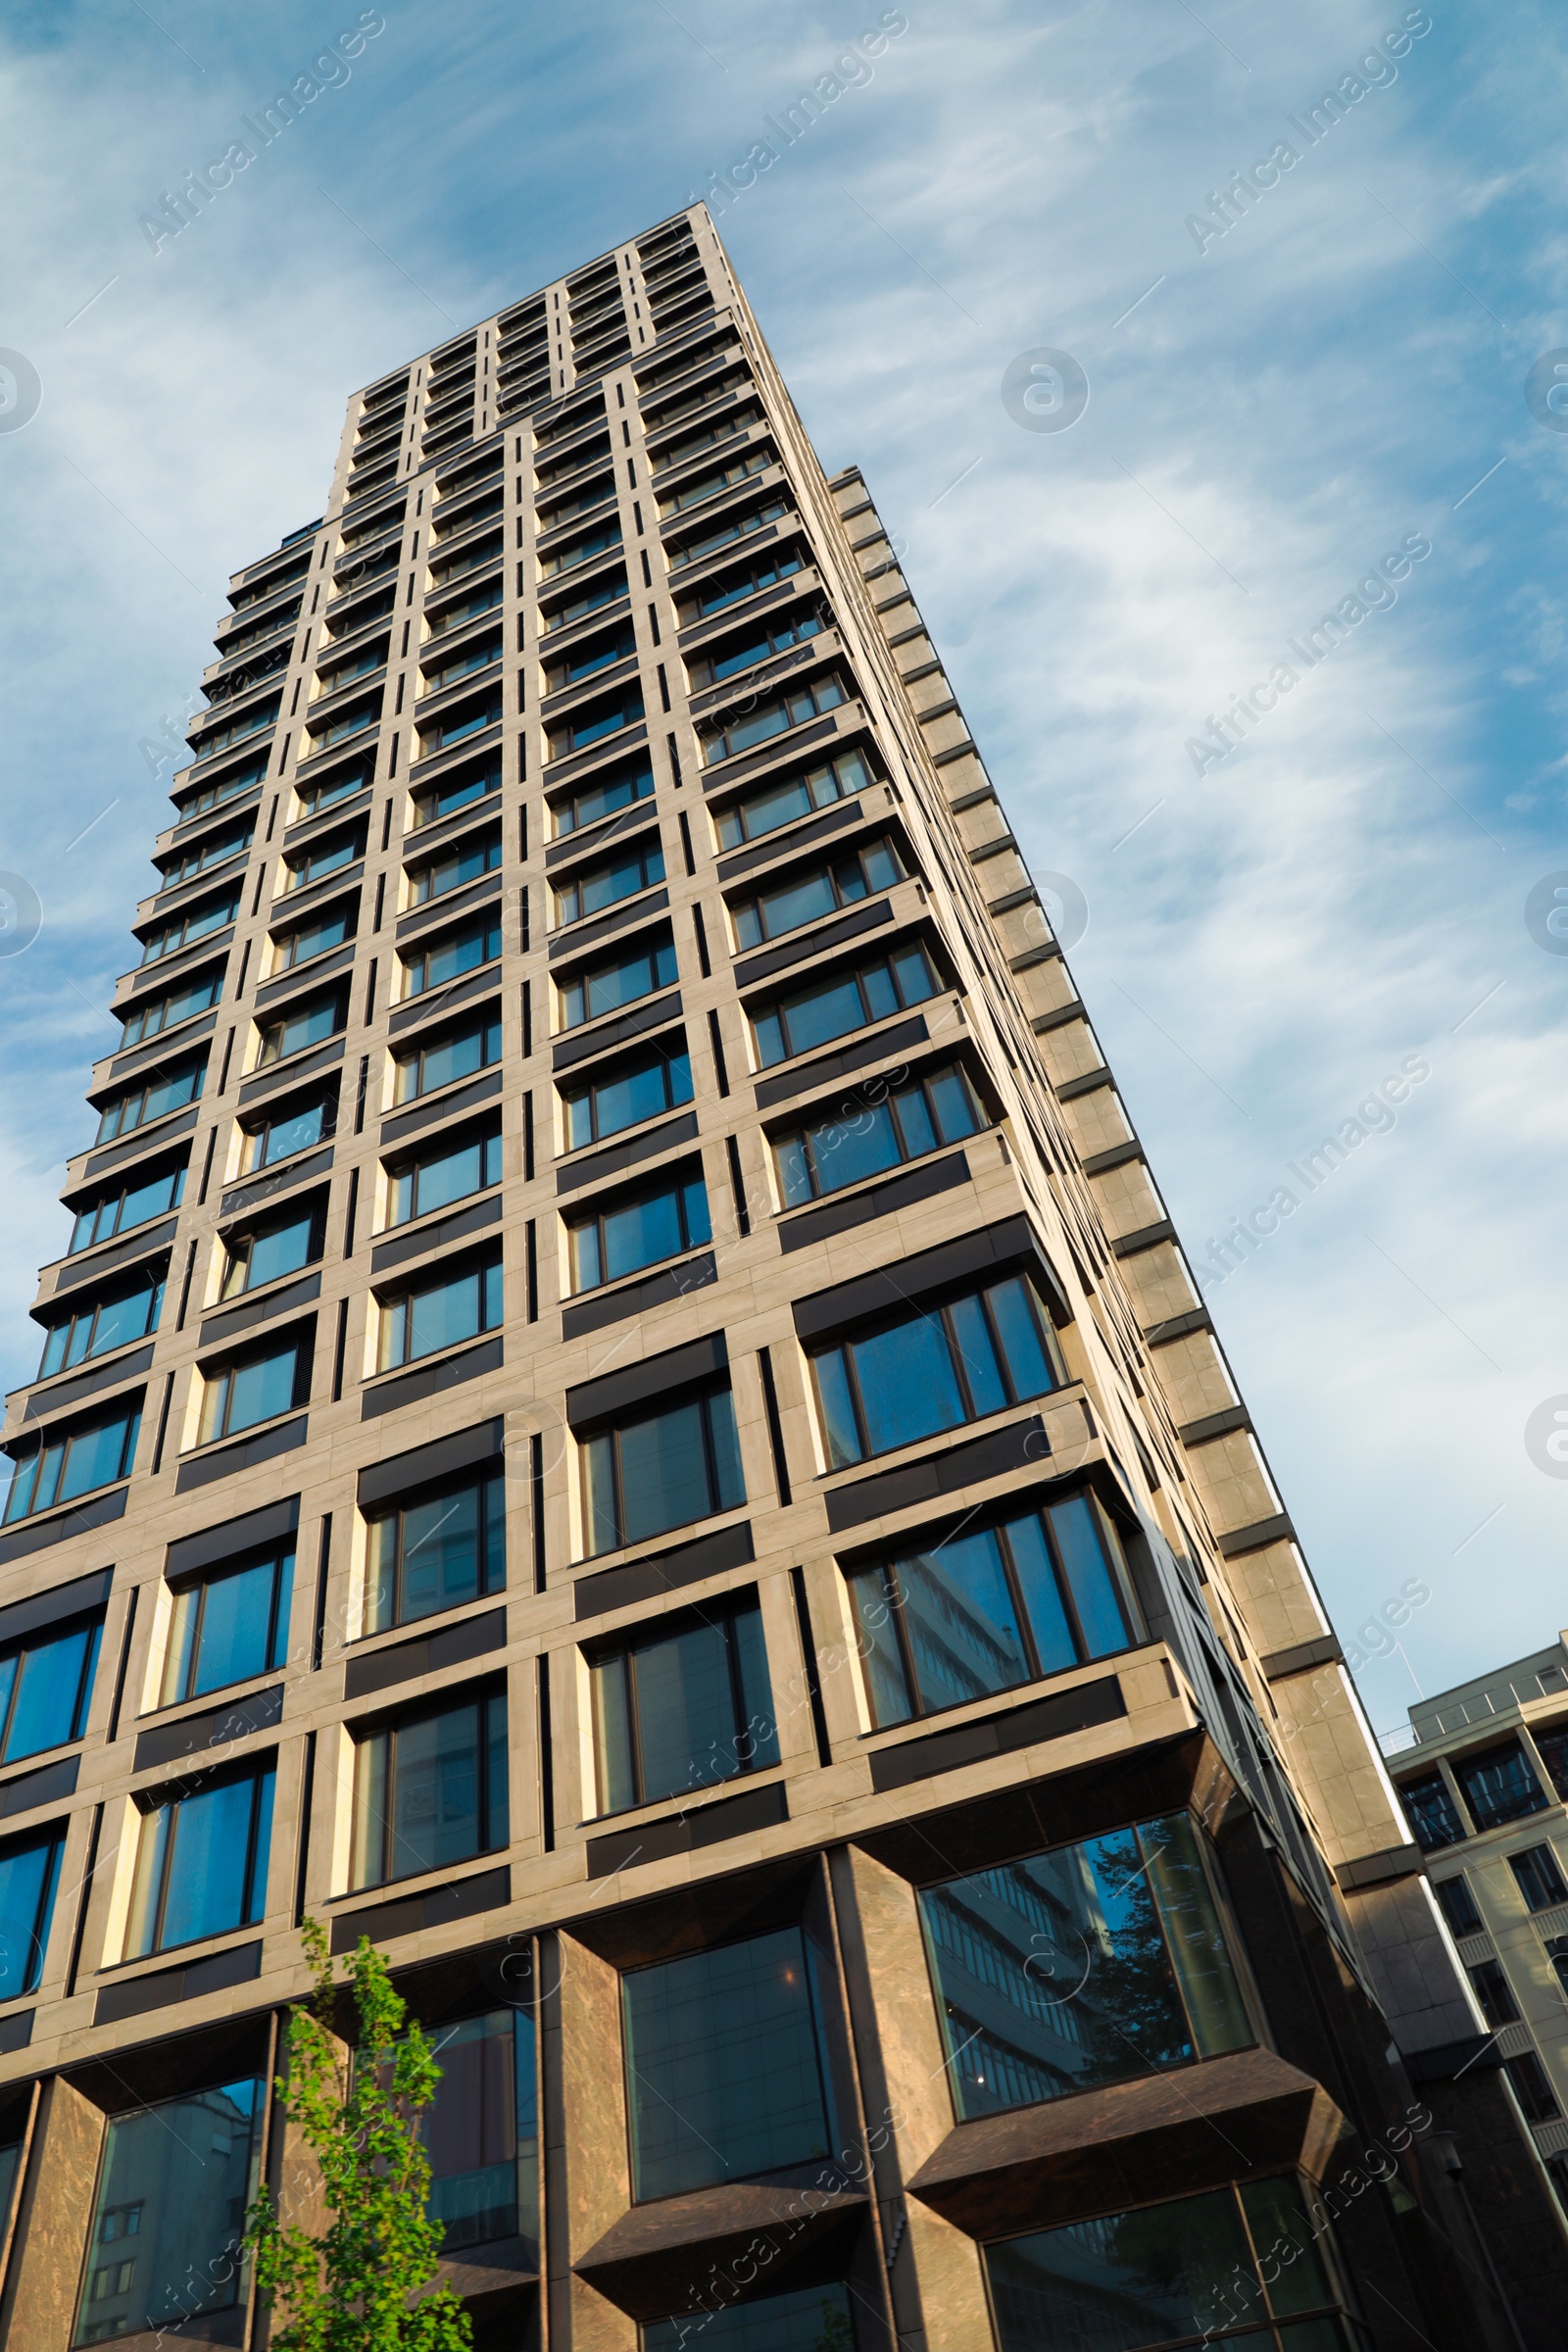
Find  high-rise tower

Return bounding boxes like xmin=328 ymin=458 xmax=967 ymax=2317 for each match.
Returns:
xmin=0 ymin=206 xmax=1561 ymax=2351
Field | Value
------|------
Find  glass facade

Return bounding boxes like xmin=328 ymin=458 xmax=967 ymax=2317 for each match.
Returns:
xmin=559 ymin=930 xmax=678 ymax=1028
xmin=561 ymin=1041 xmax=693 ymax=1150
xmin=393 ymin=1007 xmax=503 ymax=1102
xmin=3 ymin=1405 xmax=142 ymax=1523
xmin=198 ymin=1333 xmax=307 ymax=1444
xmin=592 ymin=1595 xmax=778 ymax=1814
xmin=775 ymin=1061 xmax=983 ymax=1206
xmin=74 ymin=2079 xmax=262 ymax=2345
xmin=849 ymin=1493 xmax=1139 ymax=1726
xmin=376 ymin=1250 xmax=502 ymax=1370
xmin=420 ymin=2008 xmax=538 ymax=2256
xmin=0 ymin=1830 xmax=65 ymax=1999
xmin=751 ymin=940 xmax=938 ymax=1068
xmin=919 ymin=1813 xmax=1251 ymax=2122
xmin=985 ymin=2179 xmax=1348 ymax=2352
xmin=220 ymin=1200 xmax=320 ymax=1297
xmin=351 ymin=1690 xmax=509 ymax=1888
xmin=364 ymin=1465 xmax=506 ymax=1635
xmin=623 ymin=1927 xmax=834 ymax=2200
xmin=126 ymin=1762 xmax=275 ymax=1956
xmin=644 ymin=2282 xmax=855 ymax=2352
xmin=581 ymin=1383 xmax=745 ymax=1555
xmin=161 ymin=1547 xmax=294 ymax=1705
xmin=0 ymin=1614 xmax=101 ymax=1761
xmin=567 ymin=1167 xmax=710 ymax=1292
xmin=811 ymin=1275 xmax=1061 ymax=1470
xmin=386 ymin=1118 xmax=502 ymax=1226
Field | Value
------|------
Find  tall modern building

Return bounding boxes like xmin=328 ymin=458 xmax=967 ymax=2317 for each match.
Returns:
xmin=0 ymin=205 xmax=1561 ymax=2350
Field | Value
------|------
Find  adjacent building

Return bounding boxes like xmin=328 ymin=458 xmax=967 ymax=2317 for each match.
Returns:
xmin=0 ymin=204 xmax=1562 ymax=2350
xmin=1391 ymin=1635 xmax=1568 ymax=2209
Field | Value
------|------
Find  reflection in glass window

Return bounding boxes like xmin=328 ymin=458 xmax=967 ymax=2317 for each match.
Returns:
xmin=351 ymin=1690 xmax=509 ymax=1888
xmin=561 ymin=1042 xmax=692 ymax=1151
xmin=74 ymin=2079 xmax=262 ymax=2346
xmin=94 ymin=1055 xmax=205 ymax=1144
xmin=731 ymin=835 xmax=899 ymax=950
xmin=270 ymin=902 xmax=354 ymax=971
xmin=0 ymin=1829 xmax=65 ymax=1999
xmin=623 ymin=1928 xmax=833 ymax=2201
xmin=775 ymin=1062 xmax=983 ymax=1206
xmin=161 ymin=1548 xmax=294 ymax=1705
xmin=419 ymin=2008 xmax=538 ymax=2256
xmin=386 ymin=1119 xmax=502 ymax=1227
xmin=70 ymin=1163 xmax=185 ymax=1253
xmin=1397 ymin=1771 xmax=1466 ymax=1853
xmin=644 ymin=2282 xmax=854 ymax=2352
xmin=126 ymin=1763 xmax=275 ymax=1956
xmin=376 ymin=1251 xmax=502 ymax=1372
xmin=392 ymin=1008 xmax=502 ymax=1103
xmin=715 ymin=749 xmax=871 ymax=853
xmin=364 ymin=1466 xmax=505 ymax=1636
xmin=751 ymin=941 xmax=938 ymax=1068
xmin=849 ymin=1493 xmax=1139 ymax=1728
xmin=558 ymin=930 xmax=677 ymax=1029
xmin=0 ymin=1612 xmax=101 ymax=1761
xmin=810 ymin=1275 xmax=1061 ymax=1469
xmin=198 ymin=1332 xmax=308 ymax=1445
xmin=985 ymin=2178 xmax=1349 ymax=2352
xmin=138 ymin=887 xmax=241 ymax=966
xmin=592 ymin=1597 xmax=778 ymax=1815
xmin=256 ymin=988 xmax=346 ymax=1067
xmin=399 ymin=911 xmax=502 ymax=1000
xmin=1509 ymin=1843 xmax=1568 ymax=1912
xmin=220 ymin=1199 xmax=322 ymax=1298
xmin=567 ymin=1168 xmax=710 ymax=1293
xmin=1452 ymin=1740 xmax=1546 ymax=1831
xmin=701 ymin=673 xmax=845 ymax=767
xmin=580 ymin=1384 xmax=745 ymax=1557
xmin=407 ymin=824 xmax=502 ymax=906
xmin=412 ymin=752 xmax=502 ymax=832
xmin=39 ymin=1271 xmax=165 ymax=1377
xmin=1434 ymin=1876 xmax=1482 ymax=1937
xmin=241 ymin=1092 xmax=332 ymax=1173
xmin=0 ymin=2137 xmax=23 ymax=2241
xmin=119 ymin=965 xmax=223 ymax=1048
xmin=3 ymin=1403 xmax=142 ymax=1524
xmin=553 ymin=835 xmax=664 ymax=927
xmin=549 ymin=754 xmax=653 ymax=838
xmin=919 ymin=1813 xmax=1250 ymax=2124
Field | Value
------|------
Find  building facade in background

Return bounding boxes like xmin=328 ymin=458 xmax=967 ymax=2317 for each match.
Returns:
xmin=0 ymin=206 xmax=1561 ymax=2350
xmin=1391 ymin=1634 xmax=1568 ymax=2211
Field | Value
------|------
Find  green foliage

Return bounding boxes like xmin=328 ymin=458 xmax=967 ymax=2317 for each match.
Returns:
xmin=244 ymin=1917 xmax=471 ymax=2351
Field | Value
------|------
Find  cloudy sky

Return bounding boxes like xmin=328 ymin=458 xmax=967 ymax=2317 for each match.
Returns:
xmin=1 ymin=0 xmax=1564 ymax=1739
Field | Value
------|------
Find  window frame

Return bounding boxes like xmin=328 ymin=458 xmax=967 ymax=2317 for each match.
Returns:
xmin=3 ymin=1403 xmax=142 ymax=1524
xmin=219 ymin=1196 xmax=325 ymax=1300
xmin=579 ymin=1380 xmax=745 ymax=1558
xmin=241 ymin=1090 xmax=333 ymax=1173
xmin=557 ymin=927 xmax=678 ymax=1032
xmin=851 ymin=1486 xmax=1142 ymax=1729
xmin=362 ymin=1463 xmax=506 ymax=1637
xmin=808 ymin=1270 xmax=1064 ymax=1469
xmin=0 ymin=1826 xmax=65 ymax=1999
xmin=38 ymin=1268 xmax=166 ymax=1379
xmin=0 ymin=1609 xmax=103 ymax=1762
xmin=392 ymin=1006 xmax=503 ymax=1104
xmin=384 ymin=1116 xmax=503 ymax=1229
xmin=560 ymin=1038 xmax=694 ymax=1152
xmin=566 ymin=1163 xmax=710 ymax=1295
xmin=160 ymin=1547 xmax=295 ymax=1708
xmin=588 ymin=1592 xmax=778 ymax=1817
xmin=349 ymin=1686 xmax=510 ymax=1890
xmin=729 ymin=832 xmax=902 ymax=952
xmin=552 ymin=833 xmax=665 ymax=928
xmin=375 ymin=1248 xmax=504 ymax=1373
xmin=255 ymin=986 xmax=348 ymax=1069
xmin=125 ymin=1757 xmax=276 ymax=1959
xmin=750 ymin=937 xmax=939 ymax=1069
xmin=397 ymin=908 xmax=503 ymax=1002
xmin=69 ymin=1164 xmax=186 ymax=1254
xmin=772 ymin=1058 xmax=985 ymax=1207
xmin=406 ymin=822 xmax=503 ymax=907
xmin=119 ymin=964 xmax=224 ymax=1048
xmin=196 ymin=1329 xmax=310 ymax=1446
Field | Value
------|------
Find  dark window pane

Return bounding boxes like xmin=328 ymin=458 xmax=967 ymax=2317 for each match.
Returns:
xmin=1536 ymin=1724 xmax=1568 ymax=1801
xmin=630 ymin=1617 xmax=734 ymax=1802
xmin=420 ymin=2009 xmax=537 ymax=2256
xmin=384 ymin=1705 xmax=483 ymax=1879
xmin=1139 ymin=1814 xmax=1252 ymax=2057
xmin=74 ymin=2081 xmax=262 ymax=2345
xmin=1398 ymin=1771 xmax=1466 ymax=1852
xmin=985 ymin=2186 xmax=1257 ymax=2352
xmin=947 ymin=1291 xmax=1007 ymax=1417
xmin=1453 ymin=1740 xmax=1546 ymax=1830
xmin=1469 ymin=1958 xmax=1518 ymax=2029
xmin=811 ymin=1348 xmax=860 ymax=1470
xmin=1435 ymin=1876 xmax=1483 ymax=1937
xmin=1237 ymin=2176 xmax=1340 ymax=2315
xmin=616 ymin=1398 xmax=713 ymax=1546
xmin=1509 ymin=1843 xmax=1568 ymax=1911
xmin=623 ymin=1928 xmax=831 ymax=2199
xmin=848 ymin=1567 xmax=913 ymax=1728
xmin=921 ymin=1826 xmax=1195 ymax=2122
xmin=1505 ymin=2049 xmax=1560 ymax=2123
xmin=1002 ymin=1512 xmax=1080 ymax=1677
xmin=643 ymin=2283 xmax=855 ymax=2352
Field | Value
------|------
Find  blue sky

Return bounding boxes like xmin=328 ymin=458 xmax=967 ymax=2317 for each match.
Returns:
xmin=1 ymin=0 xmax=1565 ymax=1739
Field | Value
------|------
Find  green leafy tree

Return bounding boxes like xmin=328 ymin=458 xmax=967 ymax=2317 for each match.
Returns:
xmin=244 ymin=1917 xmax=471 ymax=2351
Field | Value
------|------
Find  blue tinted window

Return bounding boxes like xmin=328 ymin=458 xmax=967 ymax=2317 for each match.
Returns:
xmin=161 ymin=1549 xmax=294 ymax=1704
xmin=562 ymin=1045 xmax=692 ymax=1150
xmin=366 ymin=1467 xmax=506 ymax=1635
xmin=582 ymin=1387 xmax=745 ymax=1556
xmin=126 ymin=1764 xmax=274 ymax=1956
xmin=811 ymin=1276 xmax=1058 ymax=1468
xmin=0 ymin=1832 xmax=64 ymax=1998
